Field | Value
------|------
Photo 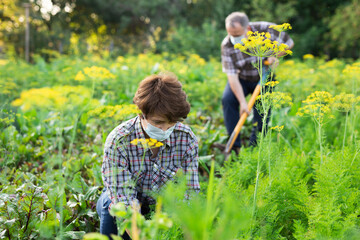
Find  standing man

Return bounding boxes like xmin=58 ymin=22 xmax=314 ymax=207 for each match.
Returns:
xmin=96 ymin=73 xmax=200 ymax=239
xmin=221 ymin=12 xmax=294 ymax=150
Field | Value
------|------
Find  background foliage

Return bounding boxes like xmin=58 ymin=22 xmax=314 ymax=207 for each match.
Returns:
xmin=1 ymin=0 xmax=360 ymax=60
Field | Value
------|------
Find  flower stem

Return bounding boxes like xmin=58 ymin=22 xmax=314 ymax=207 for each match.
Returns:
xmin=342 ymin=112 xmax=348 ymax=156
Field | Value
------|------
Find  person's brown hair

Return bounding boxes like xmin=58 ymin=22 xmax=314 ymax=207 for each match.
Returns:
xmin=133 ymin=73 xmax=190 ymax=122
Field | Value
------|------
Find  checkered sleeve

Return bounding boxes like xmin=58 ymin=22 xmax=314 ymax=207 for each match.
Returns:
xmin=221 ymin=43 xmax=238 ymax=75
xmin=182 ymin=135 xmax=200 ymax=193
xmin=102 ymin=130 xmax=138 ymax=211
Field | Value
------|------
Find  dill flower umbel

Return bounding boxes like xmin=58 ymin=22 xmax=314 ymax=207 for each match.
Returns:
xmin=234 ymin=31 xmax=292 ymax=58
xmin=296 ymin=91 xmax=335 ymax=123
xmin=265 ymin=81 xmax=279 ymax=87
xmin=269 ymin=23 xmax=292 ymax=32
xmin=74 ymin=66 xmax=115 ymax=81
xmin=11 ymin=86 xmax=99 ymax=111
xmin=342 ymin=63 xmax=360 ymax=74
xmin=256 ymin=91 xmax=293 ymax=109
xmin=303 ymin=54 xmax=314 ymax=60
xmin=270 ymin=125 xmax=284 ymax=132
xmin=187 ymin=54 xmax=206 ymax=66
xmin=87 ymin=104 xmax=140 ymax=121
xmin=333 ymin=92 xmax=358 ymax=112
xmin=131 ymin=138 xmax=164 ymax=148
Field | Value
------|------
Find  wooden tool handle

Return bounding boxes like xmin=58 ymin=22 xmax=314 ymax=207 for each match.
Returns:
xmin=224 ymin=84 xmax=261 ymax=154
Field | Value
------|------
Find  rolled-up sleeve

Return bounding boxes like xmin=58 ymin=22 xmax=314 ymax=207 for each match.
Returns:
xmin=221 ymin=44 xmax=238 ymax=75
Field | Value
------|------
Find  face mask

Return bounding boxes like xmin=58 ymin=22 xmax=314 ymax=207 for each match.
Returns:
xmin=143 ymin=122 xmax=175 ymax=142
xmin=229 ymin=35 xmax=246 ymax=45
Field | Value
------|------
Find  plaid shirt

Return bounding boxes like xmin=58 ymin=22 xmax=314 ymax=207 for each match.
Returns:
xmin=221 ymin=21 xmax=294 ymax=82
xmin=102 ymin=116 xmax=200 ymax=210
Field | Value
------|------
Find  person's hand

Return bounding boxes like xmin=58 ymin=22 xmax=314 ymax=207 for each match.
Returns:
xmin=240 ymin=101 xmax=249 ymax=117
xmin=266 ymin=57 xmax=279 ymax=68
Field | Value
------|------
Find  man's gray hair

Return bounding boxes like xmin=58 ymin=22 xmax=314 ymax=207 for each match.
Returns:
xmin=225 ymin=12 xmax=249 ymax=28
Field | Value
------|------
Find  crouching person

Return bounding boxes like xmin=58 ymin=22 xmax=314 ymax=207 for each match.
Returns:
xmin=96 ymin=73 xmax=200 ymax=239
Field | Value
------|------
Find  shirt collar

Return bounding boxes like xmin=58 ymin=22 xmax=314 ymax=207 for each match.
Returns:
xmin=135 ymin=115 xmax=146 ymax=139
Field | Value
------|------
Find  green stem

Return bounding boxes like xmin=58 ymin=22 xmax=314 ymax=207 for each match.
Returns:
xmin=319 ymin=122 xmax=323 ymax=164
xmin=252 ymin=106 xmax=269 ymax=224
xmin=342 ymin=112 xmax=348 ymax=156
xmin=204 ymin=160 xmax=215 ymax=240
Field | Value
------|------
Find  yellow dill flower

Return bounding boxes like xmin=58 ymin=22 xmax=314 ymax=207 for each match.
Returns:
xmin=333 ymin=92 xmax=358 ymax=112
xmin=303 ymin=54 xmax=314 ymax=60
xmin=88 ymin=104 xmax=140 ymax=121
xmin=75 ymin=66 xmax=115 ymax=81
xmin=11 ymin=85 xmax=99 ymax=112
xmin=256 ymin=91 xmax=293 ymax=109
xmin=75 ymin=71 xmax=86 ymax=81
xmin=131 ymin=138 xmax=163 ymax=148
xmin=265 ymin=81 xmax=279 ymax=87
xmin=342 ymin=63 xmax=360 ymax=74
xmin=0 ymin=59 xmax=8 ymax=65
xmin=297 ymin=91 xmax=335 ymax=124
xmin=116 ymin=56 xmax=125 ymax=63
xmin=234 ymin=31 xmax=292 ymax=58
xmin=319 ymin=59 xmax=344 ymax=69
xmin=282 ymin=60 xmax=295 ymax=66
xmin=0 ymin=81 xmax=17 ymax=95
xmin=155 ymin=142 xmax=164 ymax=147
xmin=187 ymin=54 xmax=206 ymax=66
xmin=301 ymin=91 xmax=334 ymax=105
xmin=269 ymin=23 xmax=292 ymax=32
xmin=270 ymin=125 xmax=284 ymax=132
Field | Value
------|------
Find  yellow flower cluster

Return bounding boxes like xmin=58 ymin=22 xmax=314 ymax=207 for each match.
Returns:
xmin=87 ymin=104 xmax=140 ymax=121
xmin=269 ymin=23 xmax=292 ymax=32
xmin=270 ymin=125 xmax=284 ymax=132
xmin=131 ymin=138 xmax=164 ymax=148
xmin=11 ymin=85 xmax=99 ymax=111
xmin=75 ymin=66 xmax=115 ymax=81
xmin=0 ymin=110 xmax=15 ymax=127
xmin=333 ymin=92 xmax=359 ymax=112
xmin=301 ymin=91 xmax=334 ymax=105
xmin=0 ymin=59 xmax=8 ymax=66
xmin=296 ymin=91 xmax=335 ymax=123
xmin=318 ymin=59 xmax=344 ymax=69
xmin=282 ymin=60 xmax=295 ymax=66
xmin=256 ymin=91 xmax=293 ymax=109
xmin=342 ymin=63 xmax=360 ymax=74
xmin=234 ymin=31 xmax=292 ymax=58
xmin=303 ymin=54 xmax=315 ymax=60
xmin=0 ymin=81 xmax=17 ymax=95
xmin=265 ymin=81 xmax=279 ymax=87
xmin=187 ymin=54 xmax=206 ymax=66
xmin=75 ymin=71 xmax=86 ymax=81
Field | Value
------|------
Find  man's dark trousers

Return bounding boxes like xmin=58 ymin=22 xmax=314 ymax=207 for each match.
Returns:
xmin=222 ymin=77 xmax=271 ymax=148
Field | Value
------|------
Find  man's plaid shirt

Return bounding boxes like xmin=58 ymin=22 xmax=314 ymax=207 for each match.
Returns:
xmin=221 ymin=21 xmax=294 ymax=82
xmin=102 ymin=116 xmax=200 ymax=210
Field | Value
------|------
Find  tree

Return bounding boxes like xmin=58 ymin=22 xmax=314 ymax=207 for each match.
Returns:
xmin=328 ymin=0 xmax=360 ymax=58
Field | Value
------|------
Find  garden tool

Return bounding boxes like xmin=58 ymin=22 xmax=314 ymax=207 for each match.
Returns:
xmin=224 ymin=62 xmax=270 ymax=157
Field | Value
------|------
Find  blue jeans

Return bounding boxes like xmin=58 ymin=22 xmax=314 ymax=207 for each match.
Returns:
xmin=96 ymin=190 xmax=119 ymax=239
xmin=96 ymin=190 xmax=152 ymax=240
xmin=222 ymin=77 xmax=271 ymax=148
